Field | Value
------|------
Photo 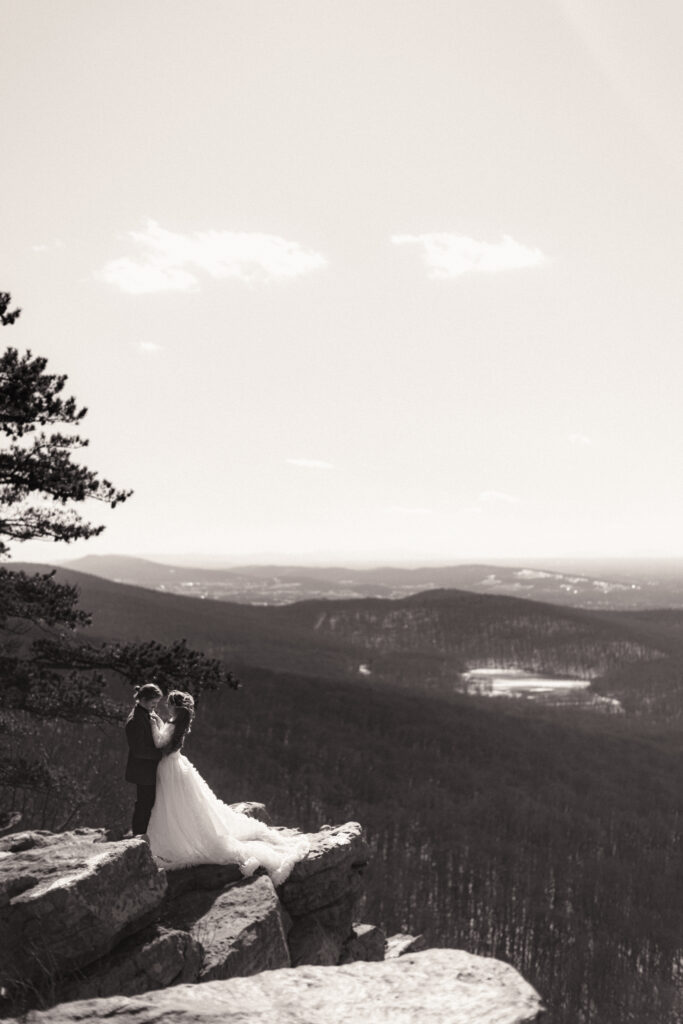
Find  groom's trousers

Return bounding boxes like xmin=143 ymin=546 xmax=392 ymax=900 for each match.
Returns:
xmin=132 ymin=784 xmax=156 ymax=835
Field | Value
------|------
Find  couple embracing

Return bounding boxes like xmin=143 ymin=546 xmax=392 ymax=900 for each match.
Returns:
xmin=124 ymin=683 xmax=308 ymax=885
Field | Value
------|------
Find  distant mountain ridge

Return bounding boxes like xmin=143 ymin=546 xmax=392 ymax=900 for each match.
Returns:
xmin=62 ymin=554 xmax=683 ymax=610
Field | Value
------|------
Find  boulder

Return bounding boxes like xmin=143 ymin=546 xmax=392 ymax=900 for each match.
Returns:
xmin=0 ymin=829 xmax=166 ymax=992
xmin=164 ymin=873 xmax=290 ymax=981
xmin=11 ymin=949 xmax=544 ymax=1023
xmin=339 ymin=922 xmax=386 ymax=964
xmin=280 ymin=822 xmax=369 ymax=896
xmin=385 ymin=932 xmax=428 ymax=957
xmin=0 ymin=828 xmax=109 ymax=902
xmin=56 ymin=925 xmax=202 ymax=1002
xmin=278 ymin=822 xmax=369 ymax=961
xmin=279 ymin=856 xmax=366 ymax=919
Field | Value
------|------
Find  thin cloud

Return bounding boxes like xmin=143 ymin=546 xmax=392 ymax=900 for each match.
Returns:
xmin=31 ymin=240 xmax=66 ymax=253
xmin=478 ymin=490 xmax=521 ymax=505
xmin=387 ymin=505 xmax=433 ymax=516
xmin=286 ymin=458 xmax=334 ymax=470
xmin=100 ymin=259 xmax=197 ymax=294
xmin=96 ymin=220 xmax=327 ymax=294
xmin=391 ymin=233 xmax=546 ymax=277
xmin=568 ymin=433 xmax=593 ymax=447
xmin=139 ymin=341 xmax=164 ymax=354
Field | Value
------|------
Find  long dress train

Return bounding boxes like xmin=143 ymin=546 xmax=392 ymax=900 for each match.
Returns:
xmin=146 ymin=720 xmax=309 ymax=885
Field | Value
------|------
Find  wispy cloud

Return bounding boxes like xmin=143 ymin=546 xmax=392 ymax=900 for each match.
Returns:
xmin=568 ymin=433 xmax=593 ymax=447
xmin=100 ymin=260 xmax=197 ymax=294
xmin=96 ymin=220 xmax=327 ymax=294
xmin=391 ymin=233 xmax=546 ymax=277
xmin=31 ymin=239 xmax=65 ymax=253
xmin=286 ymin=458 xmax=334 ymax=470
xmin=478 ymin=490 xmax=521 ymax=505
xmin=139 ymin=341 xmax=164 ymax=354
xmin=387 ymin=505 xmax=433 ymax=516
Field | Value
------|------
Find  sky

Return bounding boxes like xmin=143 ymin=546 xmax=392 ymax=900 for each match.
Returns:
xmin=2 ymin=0 xmax=683 ymax=566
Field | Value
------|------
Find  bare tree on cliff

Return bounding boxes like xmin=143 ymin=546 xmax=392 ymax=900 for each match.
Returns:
xmin=0 ymin=292 xmax=239 ymax=827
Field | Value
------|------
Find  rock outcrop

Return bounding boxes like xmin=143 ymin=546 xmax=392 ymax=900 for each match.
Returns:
xmin=55 ymin=925 xmax=202 ymax=1002
xmin=0 ymin=817 xmax=369 ymax=1014
xmin=0 ymin=828 xmax=166 ymax=993
xmin=163 ymin=873 xmax=290 ymax=980
xmin=279 ymin=822 xmax=369 ymax=966
xmin=10 ymin=949 xmax=544 ymax=1023
xmin=1 ymin=814 xmax=544 ymax=1023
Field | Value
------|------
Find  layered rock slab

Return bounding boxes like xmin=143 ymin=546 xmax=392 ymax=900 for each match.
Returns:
xmin=279 ymin=822 xmax=369 ymax=965
xmin=279 ymin=822 xmax=369 ymax=912
xmin=12 ymin=949 xmax=544 ymax=1023
xmin=164 ymin=873 xmax=290 ymax=980
xmin=56 ymin=925 xmax=202 ymax=1002
xmin=0 ymin=829 xmax=166 ymax=987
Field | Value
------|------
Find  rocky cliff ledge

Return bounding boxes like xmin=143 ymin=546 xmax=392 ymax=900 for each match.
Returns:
xmin=0 ymin=813 xmax=543 ymax=1022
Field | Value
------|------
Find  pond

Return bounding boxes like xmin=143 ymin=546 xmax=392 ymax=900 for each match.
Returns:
xmin=464 ymin=667 xmax=590 ymax=694
xmin=462 ymin=667 xmax=622 ymax=711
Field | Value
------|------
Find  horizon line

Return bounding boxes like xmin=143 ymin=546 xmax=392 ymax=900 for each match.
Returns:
xmin=17 ymin=550 xmax=683 ymax=571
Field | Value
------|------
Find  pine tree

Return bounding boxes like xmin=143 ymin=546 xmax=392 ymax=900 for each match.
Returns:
xmin=0 ymin=293 xmax=239 ymax=829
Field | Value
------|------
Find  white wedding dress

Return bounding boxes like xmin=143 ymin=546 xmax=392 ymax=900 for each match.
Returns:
xmin=146 ymin=719 xmax=309 ymax=884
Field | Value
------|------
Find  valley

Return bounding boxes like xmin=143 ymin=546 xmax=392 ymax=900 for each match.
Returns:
xmin=14 ymin=560 xmax=683 ymax=715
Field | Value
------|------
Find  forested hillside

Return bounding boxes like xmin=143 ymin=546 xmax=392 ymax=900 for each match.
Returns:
xmin=199 ymin=670 xmax=683 ymax=1024
xmin=13 ymin=563 xmax=683 ymax=714
xmin=271 ymin=588 xmax=670 ymax=692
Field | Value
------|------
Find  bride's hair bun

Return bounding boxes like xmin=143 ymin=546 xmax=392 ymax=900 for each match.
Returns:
xmin=167 ymin=690 xmax=195 ymax=711
xmin=163 ymin=691 xmax=195 ymax=755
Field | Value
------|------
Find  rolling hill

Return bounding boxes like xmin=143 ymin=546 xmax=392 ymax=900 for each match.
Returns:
xmin=13 ymin=561 xmax=683 ymax=714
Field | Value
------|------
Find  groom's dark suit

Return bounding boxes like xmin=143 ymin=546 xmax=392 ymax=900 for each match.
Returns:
xmin=125 ymin=704 xmax=163 ymax=835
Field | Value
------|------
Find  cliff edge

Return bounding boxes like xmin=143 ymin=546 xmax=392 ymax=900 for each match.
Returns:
xmin=0 ymin=814 xmax=543 ymax=1022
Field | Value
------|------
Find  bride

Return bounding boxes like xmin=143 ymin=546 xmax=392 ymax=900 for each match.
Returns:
xmin=146 ymin=690 xmax=309 ymax=885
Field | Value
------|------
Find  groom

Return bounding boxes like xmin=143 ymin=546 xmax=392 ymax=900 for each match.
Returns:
xmin=125 ymin=683 xmax=164 ymax=835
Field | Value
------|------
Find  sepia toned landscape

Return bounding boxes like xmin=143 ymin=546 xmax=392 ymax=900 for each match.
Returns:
xmin=3 ymin=2 xmax=683 ymax=1022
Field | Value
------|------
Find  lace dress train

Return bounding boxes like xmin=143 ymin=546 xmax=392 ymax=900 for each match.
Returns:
xmin=146 ymin=721 xmax=309 ymax=884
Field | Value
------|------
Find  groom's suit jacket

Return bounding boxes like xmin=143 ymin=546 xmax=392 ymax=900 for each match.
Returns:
xmin=125 ymin=705 xmax=162 ymax=786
